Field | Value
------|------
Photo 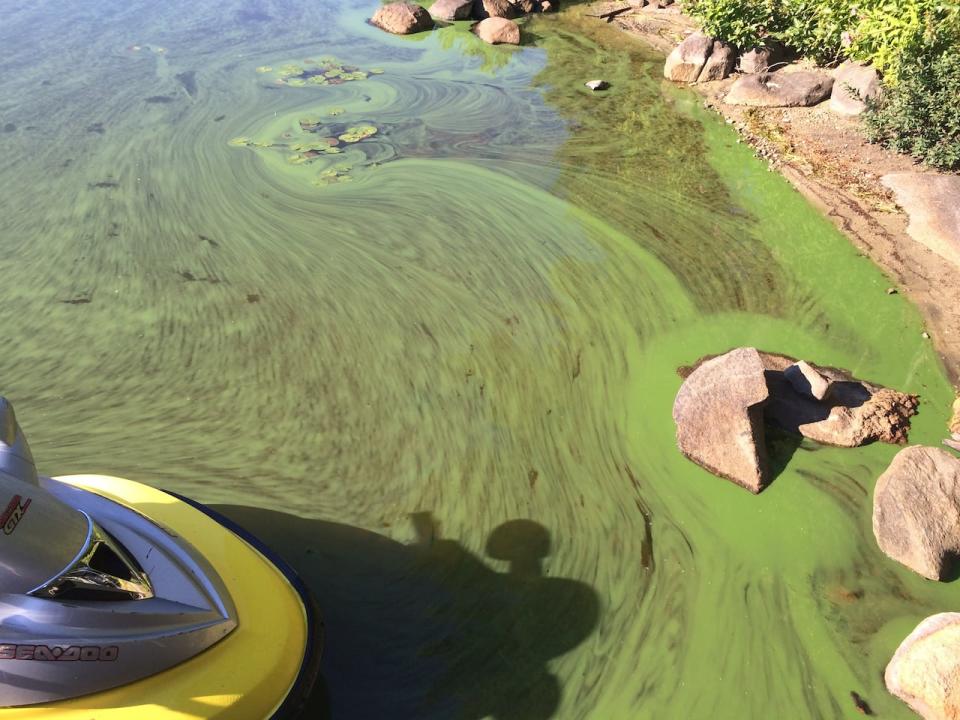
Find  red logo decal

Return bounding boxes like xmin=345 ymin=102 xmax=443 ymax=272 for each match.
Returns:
xmin=1 ymin=495 xmax=31 ymax=535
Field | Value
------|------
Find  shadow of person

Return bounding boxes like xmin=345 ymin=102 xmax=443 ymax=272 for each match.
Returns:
xmin=419 ymin=517 xmax=600 ymax=720
xmin=211 ymin=506 xmax=599 ymax=720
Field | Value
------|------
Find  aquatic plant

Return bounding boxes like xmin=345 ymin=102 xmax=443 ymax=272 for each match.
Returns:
xmin=290 ymin=139 xmax=335 ymax=151
xmin=338 ymin=125 xmax=378 ymax=143
xmin=312 ymin=164 xmax=356 ymax=185
xmin=299 ymin=117 xmax=323 ymax=132
xmin=227 ymin=136 xmax=252 ymax=147
xmin=259 ymin=57 xmax=381 ymax=87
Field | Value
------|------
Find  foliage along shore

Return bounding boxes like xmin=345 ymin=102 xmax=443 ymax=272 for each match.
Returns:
xmin=684 ymin=0 xmax=960 ymax=170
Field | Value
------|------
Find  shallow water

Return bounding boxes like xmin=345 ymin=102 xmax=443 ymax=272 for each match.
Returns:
xmin=0 ymin=1 xmax=956 ymax=718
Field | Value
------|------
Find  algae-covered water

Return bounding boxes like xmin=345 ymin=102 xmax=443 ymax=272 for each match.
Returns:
xmin=1 ymin=1 xmax=956 ymax=718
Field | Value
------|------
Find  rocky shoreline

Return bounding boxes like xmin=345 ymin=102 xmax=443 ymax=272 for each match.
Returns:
xmin=673 ymin=346 xmax=960 ymax=717
xmin=597 ymin=1 xmax=960 ymax=395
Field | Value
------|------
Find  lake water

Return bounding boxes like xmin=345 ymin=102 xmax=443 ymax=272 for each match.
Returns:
xmin=1 ymin=1 xmax=955 ymax=718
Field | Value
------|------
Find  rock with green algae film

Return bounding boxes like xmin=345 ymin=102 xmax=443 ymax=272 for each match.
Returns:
xmin=886 ymin=613 xmax=960 ymax=719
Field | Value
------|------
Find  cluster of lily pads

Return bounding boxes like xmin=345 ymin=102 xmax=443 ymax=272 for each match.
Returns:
xmin=228 ymin=113 xmax=380 ymax=186
xmin=255 ymin=57 xmax=383 ymax=88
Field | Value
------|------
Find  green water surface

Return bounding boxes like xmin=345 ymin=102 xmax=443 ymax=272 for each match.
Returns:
xmin=0 ymin=1 xmax=955 ymax=718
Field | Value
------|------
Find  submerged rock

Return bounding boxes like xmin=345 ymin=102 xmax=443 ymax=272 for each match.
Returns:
xmin=370 ymin=2 xmax=433 ymax=34
xmin=830 ymin=61 xmax=881 ymax=116
xmin=474 ymin=17 xmax=520 ymax=44
xmin=873 ymin=446 xmax=960 ymax=580
xmin=725 ymin=71 xmax=834 ymax=108
xmin=430 ymin=0 xmax=474 ymax=20
xmin=672 ymin=347 xmax=771 ymax=493
xmin=664 ymin=32 xmax=714 ymax=83
xmin=886 ymin=613 xmax=960 ymax=718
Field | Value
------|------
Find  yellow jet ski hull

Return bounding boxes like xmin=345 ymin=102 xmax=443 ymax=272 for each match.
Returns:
xmin=1 ymin=475 xmax=322 ymax=720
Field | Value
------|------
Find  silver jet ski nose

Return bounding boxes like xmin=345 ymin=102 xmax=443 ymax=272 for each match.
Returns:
xmin=0 ymin=398 xmax=151 ymax=601
xmin=0 ymin=398 xmax=238 ymax=707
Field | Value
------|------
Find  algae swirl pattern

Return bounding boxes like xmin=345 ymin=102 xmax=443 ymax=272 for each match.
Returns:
xmin=0 ymin=1 xmax=955 ymax=719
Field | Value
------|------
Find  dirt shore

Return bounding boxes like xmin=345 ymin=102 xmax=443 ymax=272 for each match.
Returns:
xmin=591 ymin=2 xmax=960 ymax=389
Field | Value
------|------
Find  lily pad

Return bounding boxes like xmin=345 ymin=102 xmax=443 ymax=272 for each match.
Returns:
xmin=290 ymin=138 xmax=339 ymax=152
xmin=338 ymin=125 xmax=378 ymax=143
xmin=228 ymin=136 xmax=251 ymax=147
xmin=255 ymin=65 xmax=273 ymax=73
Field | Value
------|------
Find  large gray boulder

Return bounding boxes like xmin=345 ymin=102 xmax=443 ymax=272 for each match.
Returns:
xmin=675 ymin=348 xmax=920 ymax=492
xmin=886 ymin=613 xmax=960 ymax=719
xmin=873 ymin=446 xmax=960 ymax=580
xmin=473 ymin=0 xmax=520 ymax=19
xmin=739 ymin=44 xmax=784 ymax=74
xmin=830 ymin=61 xmax=882 ymax=116
xmin=673 ymin=347 xmax=771 ymax=493
xmin=697 ymin=40 xmax=736 ymax=82
xmin=370 ymin=2 xmax=434 ymax=34
xmin=664 ymin=32 xmax=714 ymax=83
xmin=725 ymin=71 xmax=834 ymax=107
xmin=882 ymin=173 xmax=960 ymax=270
xmin=430 ymin=0 xmax=474 ymax=20
xmin=473 ymin=16 xmax=520 ymax=44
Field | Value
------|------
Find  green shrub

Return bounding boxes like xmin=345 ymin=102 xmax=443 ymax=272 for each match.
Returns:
xmin=847 ymin=0 xmax=959 ymax=82
xmin=682 ymin=0 xmax=780 ymax=50
xmin=776 ymin=0 xmax=851 ymax=65
xmin=683 ymin=0 xmax=960 ymax=170
xmin=863 ymin=50 xmax=960 ymax=171
xmin=684 ymin=0 xmax=960 ymax=82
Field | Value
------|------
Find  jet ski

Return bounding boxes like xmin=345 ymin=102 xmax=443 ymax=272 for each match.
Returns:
xmin=0 ymin=397 xmax=322 ymax=718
